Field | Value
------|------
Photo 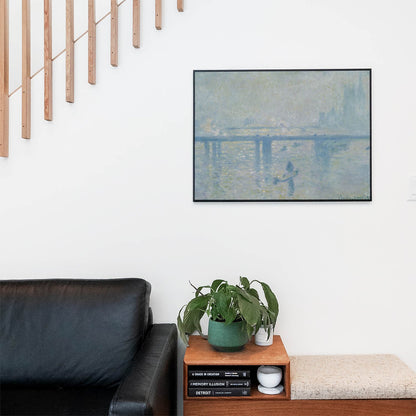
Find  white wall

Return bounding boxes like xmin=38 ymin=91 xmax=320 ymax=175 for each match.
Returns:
xmin=1 ymin=0 xmax=415 ymax=383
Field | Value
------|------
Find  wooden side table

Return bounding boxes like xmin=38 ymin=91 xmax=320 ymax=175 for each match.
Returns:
xmin=183 ymin=335 xmax=290 ymax=416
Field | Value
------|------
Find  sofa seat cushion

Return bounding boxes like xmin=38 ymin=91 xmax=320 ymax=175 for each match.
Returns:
xmin=290 ymin=354 xmax=416 ymax=400
xmin=0 ymin=385 xmax=117 ymax=416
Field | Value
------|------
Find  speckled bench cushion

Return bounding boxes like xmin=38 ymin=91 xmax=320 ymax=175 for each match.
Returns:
xmin=290 ymin=354 xmax=416 ymax=400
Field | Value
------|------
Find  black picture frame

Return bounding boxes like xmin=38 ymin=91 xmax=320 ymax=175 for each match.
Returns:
xmin=193 ymin=69 xmax=372 ymax=202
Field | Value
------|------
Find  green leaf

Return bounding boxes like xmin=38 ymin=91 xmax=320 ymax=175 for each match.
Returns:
xmin=240 ymin=276 xmax=250 ymax=290
xmin=210 ymin=290 xmax=237 ymax=325
xmin=186 ymin=294 xmax=210 ymax=311
xmin=261 ymin=307 xmax=271 ymax=327
xmin=252 ymin=280 xmax=279 ymax=325
xmin=254 ymin=314 xmax=262 ymax=335
xmin=183 ymin=295 xmax=209 ymax=334
xmin=234 ymin=286 xmax=253 ymax=302
xmin=211 ymin=279 xmax=227 ymax=293
xmin=224 ymin=308 xmax=237 ymax=325
xmin=194 ymin=285 xmax=211 ymax=297
xmin=247 ymin=288 xmax=259 ymax=300
xmin=236 ymin=293 xmax=260 ymax=326
xmin=245 ymin=321 xmax=253 ymax=340
xmin=212 ymin=291 xmax=228 ymax=319
xmin=183 ymin=308 xmax=203 ymax=334
xmin=177 ymin=306 xmax=188 ymax=345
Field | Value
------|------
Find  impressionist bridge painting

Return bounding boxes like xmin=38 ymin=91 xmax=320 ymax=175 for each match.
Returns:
xmin=194 ymin=70 xmax=371 ymax=201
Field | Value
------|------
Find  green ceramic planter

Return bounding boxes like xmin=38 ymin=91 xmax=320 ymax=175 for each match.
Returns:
xmin=208 ymin=319 xmax=249 ymax=352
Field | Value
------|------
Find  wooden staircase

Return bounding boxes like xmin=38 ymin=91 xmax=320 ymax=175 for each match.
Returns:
xmin=0 ymin=0 xmax=184 ymax=157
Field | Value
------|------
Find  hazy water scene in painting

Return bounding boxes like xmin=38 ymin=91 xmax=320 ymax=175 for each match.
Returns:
xmin=194 ymin=70 xmax=371 ymax=201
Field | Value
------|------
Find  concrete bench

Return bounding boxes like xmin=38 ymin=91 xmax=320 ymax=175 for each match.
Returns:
xmin=287 ymin=354 xmax=416 ymax=416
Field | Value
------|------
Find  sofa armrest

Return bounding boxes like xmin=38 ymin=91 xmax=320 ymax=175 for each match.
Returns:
xmin=109 ymin=324 xmax=177 ymax=416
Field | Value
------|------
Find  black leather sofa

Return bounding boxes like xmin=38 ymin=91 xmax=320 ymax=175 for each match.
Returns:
xmin=0 ymin=278 xmax=177 ymax=416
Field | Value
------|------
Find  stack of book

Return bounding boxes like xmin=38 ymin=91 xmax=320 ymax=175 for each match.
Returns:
xmin=188 ymin=368 xmax=251 ymax=397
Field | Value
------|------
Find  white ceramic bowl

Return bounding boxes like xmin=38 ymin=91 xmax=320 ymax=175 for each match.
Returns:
xmin=257 ymin=365 xmax=282 ymax=388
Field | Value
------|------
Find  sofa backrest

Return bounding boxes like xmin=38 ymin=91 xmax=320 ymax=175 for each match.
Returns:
xmin=0 ymin=278 xmax=151 ymax=387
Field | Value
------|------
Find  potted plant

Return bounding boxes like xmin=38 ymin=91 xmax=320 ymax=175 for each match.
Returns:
xmin=177 ymin=277 xmax=278 ymax=351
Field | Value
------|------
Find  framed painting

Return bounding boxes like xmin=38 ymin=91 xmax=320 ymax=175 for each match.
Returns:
xmin=193 ymin=69 xmax=372 ymax=202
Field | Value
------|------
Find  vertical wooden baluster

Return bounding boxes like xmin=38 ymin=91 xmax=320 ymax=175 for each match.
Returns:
xmin=155 ymin=0 xmax=161 ymax=30
xmin=177 ymin=0 xmax=184 ymax=12
xmin=88 ymin=0 xmax=96 ymax=84
xmin=0 ymin=0 xmax=8 ymax=157
xmin=22 ymin=0 xmax=31 ymax=139
xmin=66 ymin=0 xmax=74 ymax=102
xmin=44 ymin=0 xmax=52 ymax=120
xmin=133 ymin=0 xmax=140 ymax=48
xmin=111 ymin=0 xmax=118 ymax=66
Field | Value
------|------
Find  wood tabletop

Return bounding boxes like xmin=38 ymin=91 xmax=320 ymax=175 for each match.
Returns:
xmin=184 ymin=335 xmax=290 ymax=366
